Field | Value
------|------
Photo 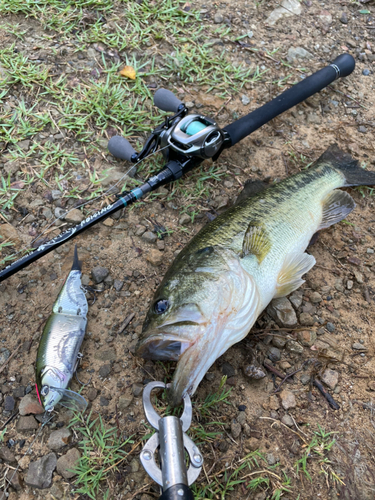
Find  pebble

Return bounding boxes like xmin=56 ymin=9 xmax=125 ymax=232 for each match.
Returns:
xmin=99 ymin=364 xmax=111 ymax=378
xmin=272 ymin=335 xmax=286 ymax=348
xmin=25 ymin=453 xmax=57 ymax=489
xmin=367 ymin=381 xmax=375 ymax=391
xmin=326 ymin=322 xmax=335 ymax=333
xmin=340 ymin=12 xmax=348 ymax=24
xmin=289 ymin=290 xmax=303 ymax=310
xmin=281 ymin=414 xmax=294 ymax=427
xmin=238 ymin=405 xmax=247 ymax=411
xmin=286 ymin=340 xmax=304 ymax=354
xmin=222 ymin=362 xmax=236 ymax=377
xmin=267 ymin=453 xmax=277 ymax=465
xmin=310 ymin=292 xmax=322 ymax=303
xmin=352 ymin=342 xmax=366 ymax=350
xmin=16 ymin=416 xmax=39 ymax=432
xmin=300 ymin=374 xmax=310 ymax=385
xmin=297 ymin=330 xmax=316 ymax=347
xmin=13 ymin=386 xmax=25 ymax=398
xmin=358 ymin=126 xmax=367 ymax=134
xmin=91 ymin=266 xmax=109 ymax=284
xmin=317 ymin=9 xmax=332 ymax=24
xmin=179 ymin=214 xmax=191 ymax=225
xmin=100 ymin=396 xmax=109 ymax=406
xmin=48 ymin=428 xmax=72 ymax=450
xmin=0 ymin=446 xmax=16 ymax=463
xmin=231 ymin=420 xmax=242 ymax=439
xmin=287 ymin=46 xmax=313 ymax=62
xmin=64 ymin=208 xmax=84 ymax=223
xmin=19 ymin=394 xmax=44 ymax=415
xmin=56 ymin=448 xmax=81 ymax=479
xmin=241 ymin=95 xmax=250 ymax=106
xmin=280 ymin=389 xmax=296 ymax=410
xmin=367 ymin=248 xmax=374 ymax=254
xmin=142 ymin=231 xmax=157 ymax=243
xmin=132 ymin=383 xmax=143 ymax=397
xmin=321 ymin=369 xmax=339 ymax=390
xmin=214 ymin=13 xmax=224 ymax=23
xmin=146 ymin=249 xmax=163 ymax=266
xmin=267 ymin=297 xmax=297 ymax=328
xmin=347 ymin=279 xmax=353 ymax=290
xmin=267 ymin=347 xmax=281 ymax=362
xmin=244 ymin=364 xmax=266 ymax=379
xmin=51 ymin=190 xmax=62 ymax=200
xmin=299 ymin=312 xmax=314 ymax=326
xmin=4 ymin=395 xmax=15 ymax=411
xmin=54 ymin=207 xmax=66 ymax=219
xmin=362 ymin=69 xmax=370 ymax=76
xmin=118 ymin=395 xmax=133 ymax=410
xmin=113 ymin=279 xmax=124 ymax=291
xmin=87 ymin=388 xmax=98 ymax=401
xmin=246 ymin=437 xmax=260 ymax=452
xmin=0 ymin=348 xmax=11 ymax=365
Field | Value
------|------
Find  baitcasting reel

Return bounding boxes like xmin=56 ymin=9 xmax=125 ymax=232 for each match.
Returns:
xmin=108 ymin=88 xmax=225 ymax=163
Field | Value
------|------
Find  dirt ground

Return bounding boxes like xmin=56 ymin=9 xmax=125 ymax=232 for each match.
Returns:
xmin=1 ymin=1 xmax=375 ymax=499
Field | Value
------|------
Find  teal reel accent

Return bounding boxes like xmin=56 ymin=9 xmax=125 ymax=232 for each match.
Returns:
xmin=183 ymin=120 xmax=207 ymax=136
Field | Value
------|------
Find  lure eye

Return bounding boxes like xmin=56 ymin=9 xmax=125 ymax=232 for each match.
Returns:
xmin=41 ymin=385 xmax=49 ymax=396
xmin=154 ymin=299 xmax=169 ymax=314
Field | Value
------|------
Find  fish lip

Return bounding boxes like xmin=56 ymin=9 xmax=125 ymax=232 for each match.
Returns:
xmin=135 ymin=331 xmax=193 ymax=361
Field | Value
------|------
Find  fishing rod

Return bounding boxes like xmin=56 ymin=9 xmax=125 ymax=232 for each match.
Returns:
xmin=0 ymin=53 xmax=355 ymax=283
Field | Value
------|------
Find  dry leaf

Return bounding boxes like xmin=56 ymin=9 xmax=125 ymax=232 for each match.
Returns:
xmin=120 ymin=65 xmax=136 ymax=80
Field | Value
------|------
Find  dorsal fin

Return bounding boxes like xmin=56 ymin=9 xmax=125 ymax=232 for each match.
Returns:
xmin=235 ymin=180 xmax=268 ymax=206
xmin=318 ymin=190 xmax=355 ymax=231
xmin=275 ymin=252 xmax=316 ymax=298
xmin=241 ymin=223 xmax=271 ymax=263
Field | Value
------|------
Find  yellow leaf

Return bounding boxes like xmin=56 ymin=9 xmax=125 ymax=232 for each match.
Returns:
xmin=119 ymin=65 xmax=136 ymax=80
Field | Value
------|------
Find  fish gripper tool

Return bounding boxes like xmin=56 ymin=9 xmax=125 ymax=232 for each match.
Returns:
xmin=140 ymin=381 xmax=203 ymax=500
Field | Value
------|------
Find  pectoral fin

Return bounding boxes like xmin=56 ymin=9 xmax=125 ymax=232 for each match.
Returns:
xmin=318 ymin=190 xmax=355 ymax=230
xmin=275 ymin=252 xmax=316 ymax=298
xmin=242 ymin=223 xmax=271 ymax=263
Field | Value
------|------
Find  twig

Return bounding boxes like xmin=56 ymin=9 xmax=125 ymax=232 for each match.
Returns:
xmin=273 ymin=360 xmax=309 ymax=393
xmin=0 ymin=343 xmax=22 ymax=374
xmin=128 ymin=482 xmax=154 ymax=500
xmin=259 ymin=417 xmax=309 ymax=446
xmin=263 ymin=361 xmax=286 ymax=380
xmin=313 ymin=379 xmax=340 ymax=410
xmin=118 ymin=312 xmax=136 ymax=334
xmin=0 ymin=411 xmax=19 ymax=431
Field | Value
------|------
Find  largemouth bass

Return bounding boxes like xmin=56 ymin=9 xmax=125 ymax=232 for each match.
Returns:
xmin=136 ymin=145 xmax=375 ymax=406
xmin=36 ymin=246 xmax=88 ymax=412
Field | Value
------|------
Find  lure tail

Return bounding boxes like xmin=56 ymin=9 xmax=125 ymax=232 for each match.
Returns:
xmin=71 ymin=245 xmax=82 ymax=272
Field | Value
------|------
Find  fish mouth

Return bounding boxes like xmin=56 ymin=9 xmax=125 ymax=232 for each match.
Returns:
xmin=136 ymin=333 xmax=192 ymax=361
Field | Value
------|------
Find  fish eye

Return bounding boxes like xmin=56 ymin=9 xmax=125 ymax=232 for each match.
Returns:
xmin=41 ymin=385 xmax=49 ymax=396
xmin=154 ymin=299 xmax=169 ymax=314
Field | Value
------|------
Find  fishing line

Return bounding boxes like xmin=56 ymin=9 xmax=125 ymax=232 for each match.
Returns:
xmin=1 ymin=144 xmax=170 ymax=267
xmin=2 ymin=412 xmax=54 ymax=496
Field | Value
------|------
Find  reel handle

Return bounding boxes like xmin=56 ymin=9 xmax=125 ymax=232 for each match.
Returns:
xmin=108 ymin=136 xmax=138 ymax=162
xmin=154 ymin=88 xmax=184 ymax=113
xmin=223 ymin=53 xmax=355 ymax=148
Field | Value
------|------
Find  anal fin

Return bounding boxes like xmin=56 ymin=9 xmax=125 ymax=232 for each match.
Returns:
xmin=318 ymin=190 xmax=355 ymax=230
xmin=275 ymin=252 xmax=316 ymax=298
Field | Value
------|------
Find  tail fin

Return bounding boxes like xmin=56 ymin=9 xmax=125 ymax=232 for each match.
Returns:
xmin=318 ymin=144 xmax=375 ymax=187
xmin=71 ymin=245 xmax=82 ymax=272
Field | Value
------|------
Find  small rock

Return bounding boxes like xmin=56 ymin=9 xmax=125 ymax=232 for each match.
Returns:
xmin=25 ymin=453 xmax=57 ymax=489
xmin=132 ymin=383 xmax=143 ymax=397
xmin=266 ymin=0 xmax=302 ymax=26
xmin=280 ymin=389 xmax=296 ymax=410
xmin=310 ymin=292 xmax=322 ymax=304
xmin=241 ymin=95 xmax=250 ymax=106
xmin=113 ymin=279 xmax=124 ymax=291
xmin=146 ymin=249 xmax=163 ymax=266
xmin=48 ymin=428 xmax=72 ymax=450
xmin=297 ymin=330 xmax=316 ymax=347
xmin=19 ymin=394 xmax=44 ymax=416
xmin=99 ymin=364 xmax=111 ymax=378
xmin=4 ymin=395 xmax=15 ymax=411
xmin=17 ymin=139 xmax=30 ymax=151
xmin=286 ymin=340 xmax=304 ymax=354
xmin=0 ymin=446 xmax=16 ymax=463
xmin=222 ymin=362 xmax=236 ymax=377
xmin=16 ymin=416 xmax=39 ymax=432
xmin=179 ymin=214 xmax=191 ymax=225
xmin=318 ymin=10 xmax=332 ymax=24
xmin=347 ymin=280 xmax=353 ymax=290
xmin=281 ymin=414 xmax=294 ymax=427
xmin=321 ymin=369 xmax=339 ymax=390
xmin=13 ymin=386 xmax=25 ymax=398
xmin=358 ymin=126 xmax=367 ymax=134
xmin=54 ymin=207 xmax=66 ymax=219
xmin=367 ymin=248 xmax=374 ymax=254
xmin=5 ymin=469 xmax=22 ymax=491
xmin=64 ymin=208 xmax=84 ymax=223
xmin=287 ymin=46 xmax=313 ymax=62
xmin=142 ymin=231 xmax=157 ymax=243
xmin=91 ymin=266 xmax=109 ymax=283
xmin=300 ymin=374 xmax=310 ymax=385
xmin=289 ymin=290 xmax=303 ymax=310
xmin=267 ymin=297 xmax=297 ymax=328
xmin=51 ymin=190 xmax=62 ymax=200
xmin=272 ymin=335 xmax=286 ymax=348
xmin=267 ymin=346 xmax=281 ymax=362
xmin=214 ymin=13 xmax=224 ymax=23
xmin=244 ymin=364 xmax=266 ymax=379
xmin=299 ymin=312 xmax=314 ymax=326
xmin=267 ymin=453 xmax=277 ymax=465
xmin=87 ymin=388 xmax=98 ymax=401
xmin=237 ymin=412 xmax=246 ymax=425
xmin=352 ymin=342 xmax=366 ymax=350
xmin=0 ymin=224 xmax=21 ymax=245
xmin=362 ymin=69 xmax=370 ymax=76
xmin=231 ymin=420 xmax=242 ymax=439
xmin=279 ymin=361 xmax=291 ymax=371
xmin=339 ymin=12 xmax=348 ymax=24
xmin=238 ymin=405 xmax=247 ymax=411
xmin=326 ymin=322 xmax=335 ymax=333
xmin=94 ymin=349 xmax=116 ymax=361
xmin=245 ymin=437 xmax=260 ymax=452
xmin=118 ymin=395 xmax=133 ymax=410
xmin=50 ymin=483 xmax=65 ymax=499
xmin=130 ymin=457 xmax=140 ymax=473
xmin=367 ymin=381 xmax=375 ymax=391
xmin=100 ymin=396 xmax=109 ymax=406
xmin=56 ymin=448 xmax=81 ymax=479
